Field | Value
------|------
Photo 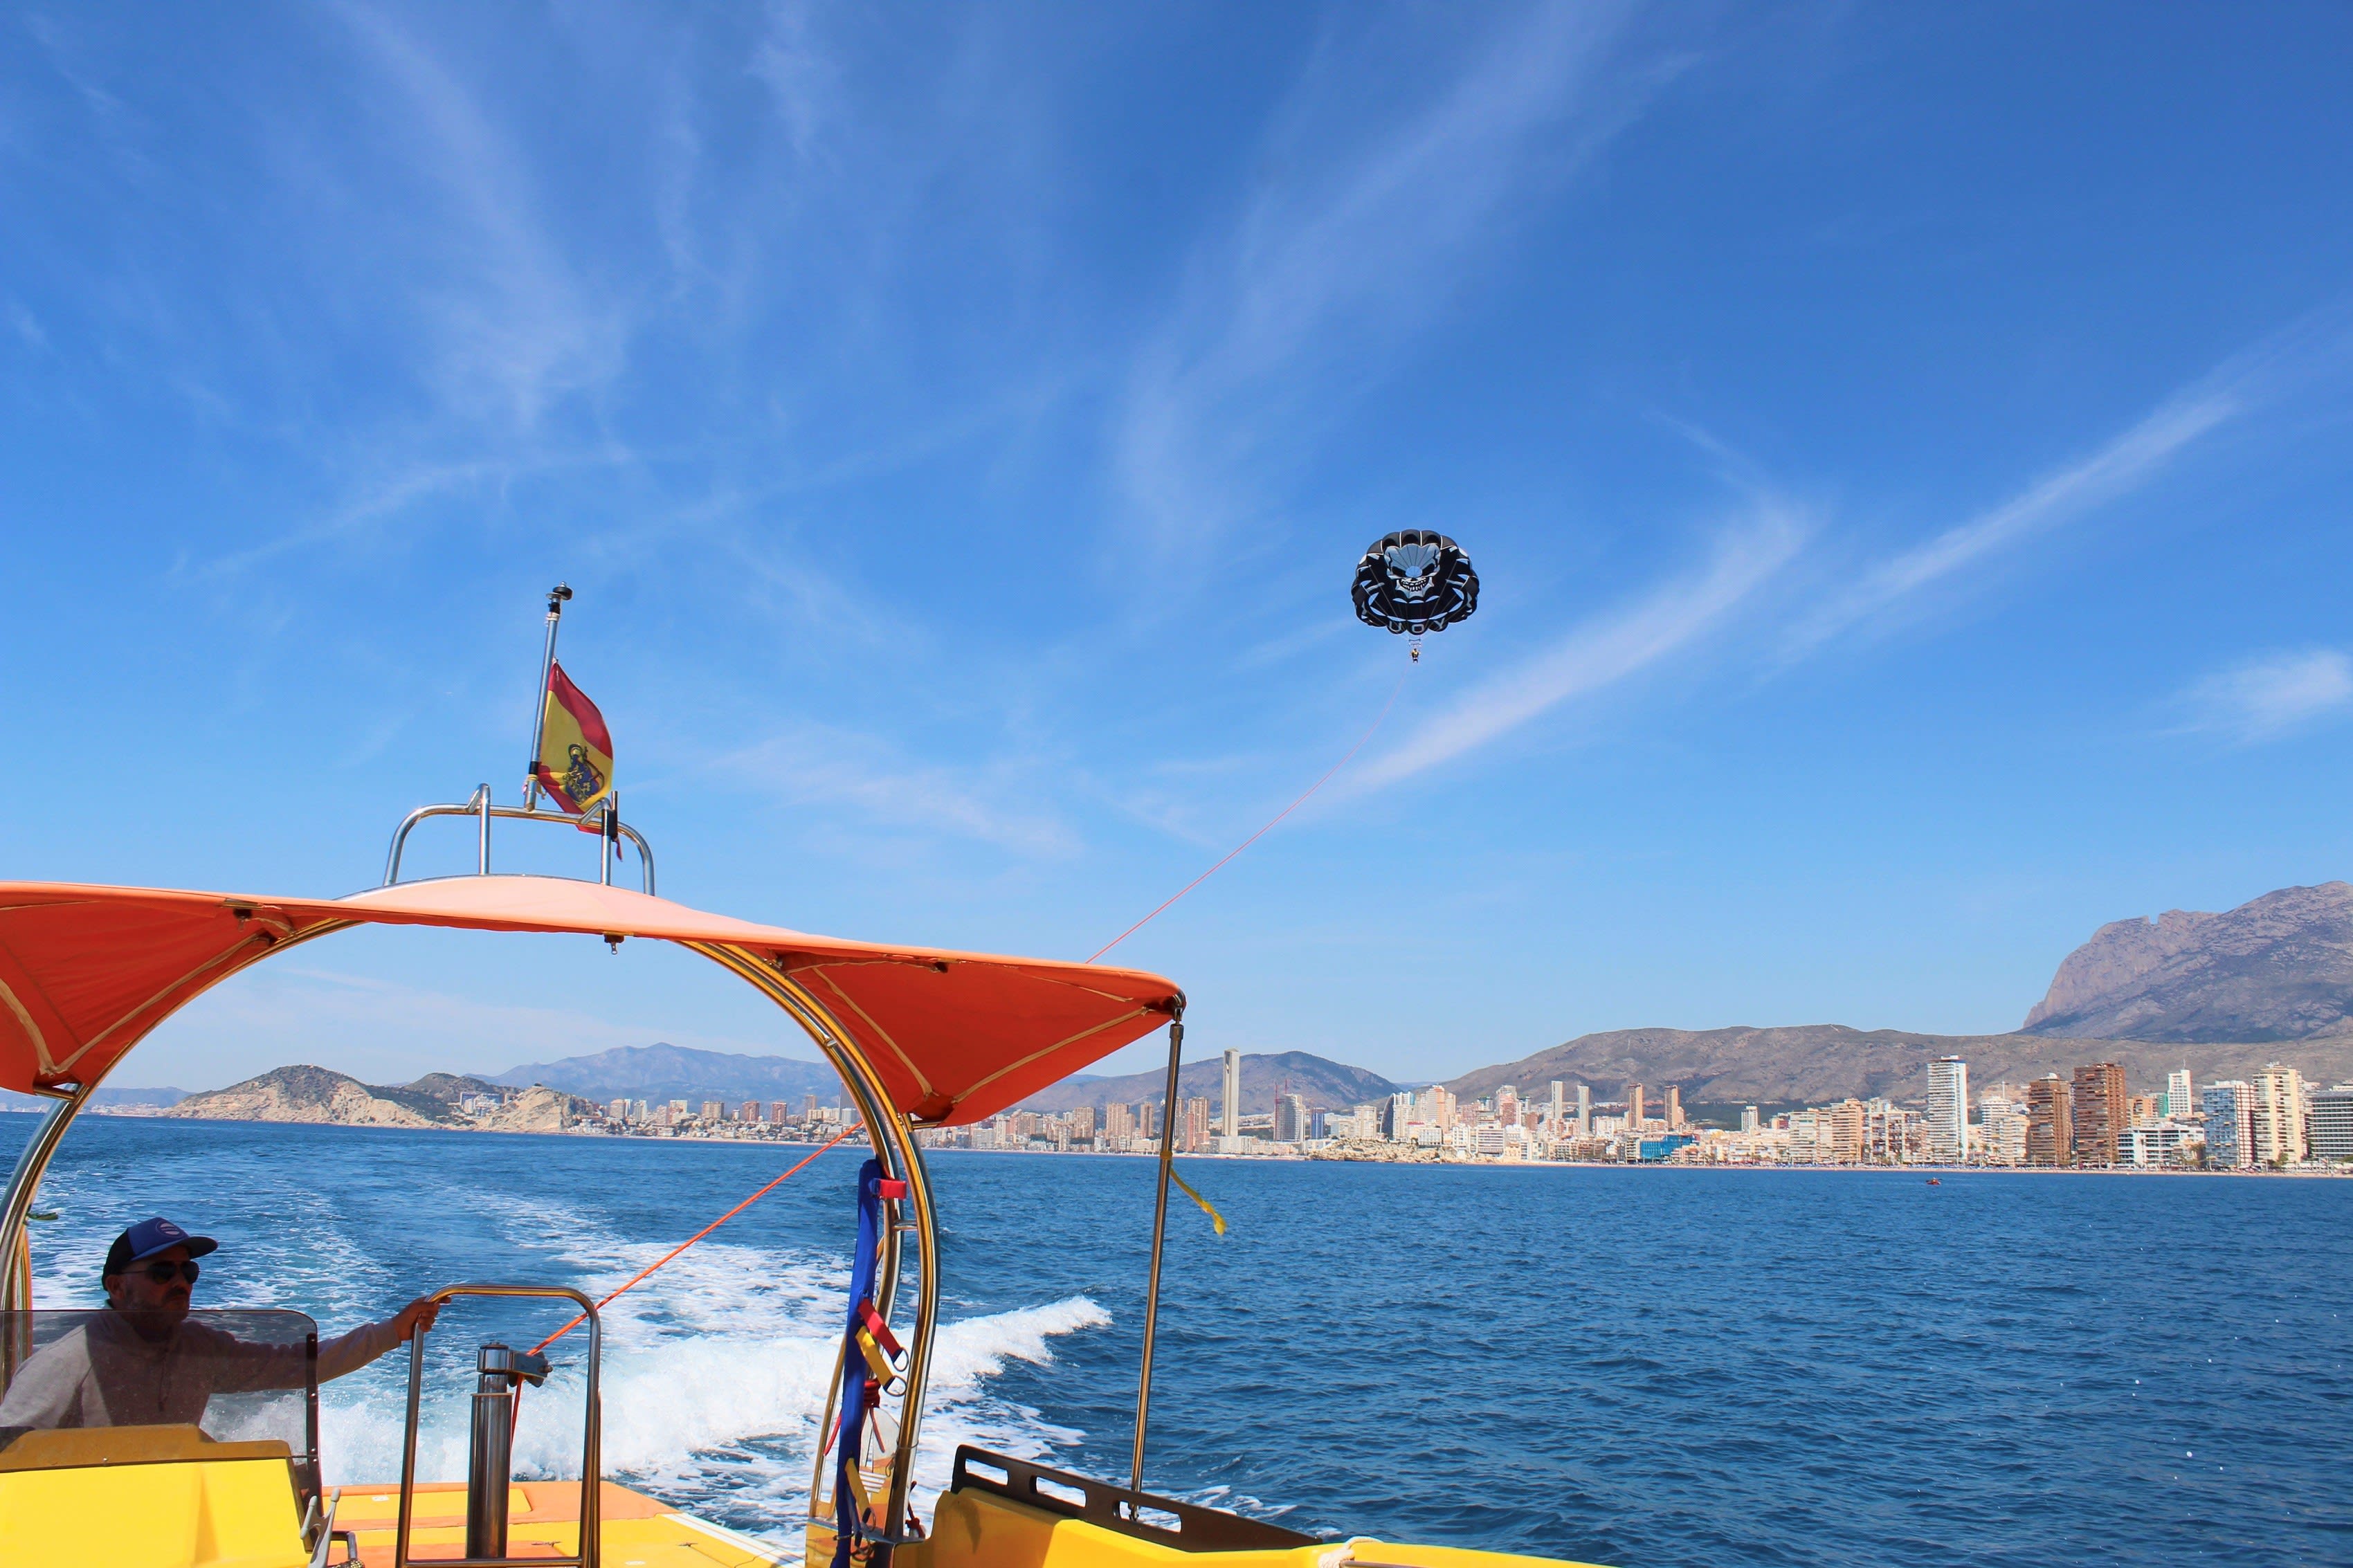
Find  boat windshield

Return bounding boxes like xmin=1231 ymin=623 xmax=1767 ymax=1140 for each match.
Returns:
xmin=0 ymin=1308 xmax=318 ymax=1485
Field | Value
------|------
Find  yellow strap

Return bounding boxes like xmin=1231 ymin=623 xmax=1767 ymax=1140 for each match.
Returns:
xmin=1168 ymin=1167 xmax=1228 ymax=1236
xmin=855 ymin=1328 xmax=893 ymax=1383
xmin=842 ymin=1458 xmax=871 ymax=1513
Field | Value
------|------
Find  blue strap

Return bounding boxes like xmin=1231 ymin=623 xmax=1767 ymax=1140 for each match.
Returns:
xmin=830 ymin=1159 xmax=887 ymax=1568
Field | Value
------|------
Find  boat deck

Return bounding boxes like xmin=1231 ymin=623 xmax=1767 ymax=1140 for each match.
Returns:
xmin=331 ymin=1479 xmax=787 ymax=1567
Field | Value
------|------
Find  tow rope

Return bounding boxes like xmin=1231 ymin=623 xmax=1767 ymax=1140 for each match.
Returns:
xmin=1087 ymin=664 xmax=1409 ymax=964
xmin=532 ymin=1120 xmax=864 ymax=1354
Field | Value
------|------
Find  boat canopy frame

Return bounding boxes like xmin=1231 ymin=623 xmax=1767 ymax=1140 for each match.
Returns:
xmin=0 ymin=872 xmax=1179 ymax=1549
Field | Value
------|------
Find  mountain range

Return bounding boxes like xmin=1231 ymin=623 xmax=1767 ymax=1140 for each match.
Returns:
xmin=490 ymin=1043 xmax=840 ymax=1106
xmin=1013 ymin=1050 xmax=1399 ymax=1116
xmin=66 ymin=880 xmax=2353 ymax=1122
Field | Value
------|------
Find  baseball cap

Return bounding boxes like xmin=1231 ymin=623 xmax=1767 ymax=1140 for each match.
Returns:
xmin=102 ymin=1216 xmax=219 ymax=1278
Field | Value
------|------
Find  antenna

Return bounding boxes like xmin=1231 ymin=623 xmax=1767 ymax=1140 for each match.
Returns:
xmin=523 ymin=584 xmax=572 ymax=809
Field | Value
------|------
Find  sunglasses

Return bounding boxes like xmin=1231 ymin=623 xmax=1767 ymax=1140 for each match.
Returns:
xmin=135 ymin=1261 xmax=201 ymax=1285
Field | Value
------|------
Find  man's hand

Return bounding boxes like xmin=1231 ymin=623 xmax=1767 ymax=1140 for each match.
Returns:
xmin=390 ymin=1297 xmax=444 ymax=1342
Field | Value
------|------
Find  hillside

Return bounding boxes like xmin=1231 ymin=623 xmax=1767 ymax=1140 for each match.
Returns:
xmin=1443 ymin=1025 xmax=2353 ymax=1109
xmin=169 ymin=1066 xmax=599 ymax=1131
xmin=492 ymin=1042 xmax=838 ymax=1105
xmin=168 ymin=1066 xmax=451 ymax=1127
xmin=2024 ymin=882 xmax=2353 ymax=1043
xmin=1017 ymin=1050 xmax=1399 ymax=1115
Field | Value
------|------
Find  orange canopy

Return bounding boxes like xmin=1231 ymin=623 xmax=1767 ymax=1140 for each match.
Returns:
xmin=0 ymin=877 xmax=1181 ymax=1127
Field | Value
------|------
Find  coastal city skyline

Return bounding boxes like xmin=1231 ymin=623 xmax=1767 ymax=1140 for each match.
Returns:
xmin=176 ymin=1039 xmax=2343 ymax=1174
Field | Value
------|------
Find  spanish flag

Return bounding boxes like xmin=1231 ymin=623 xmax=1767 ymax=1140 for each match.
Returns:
xmin=535 ymin=662 xmax=614 ymax=817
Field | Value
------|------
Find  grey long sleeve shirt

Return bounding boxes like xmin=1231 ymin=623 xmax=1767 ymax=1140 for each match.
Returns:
xmin=0 ymin=1309 xmax=405 ymax=1430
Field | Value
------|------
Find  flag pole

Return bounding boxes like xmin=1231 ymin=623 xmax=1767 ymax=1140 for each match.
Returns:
xmin=1131 ymin=1015 xmax=1183 ymax=1495
xmin=523 ymin=584 xmax=572 ymax=809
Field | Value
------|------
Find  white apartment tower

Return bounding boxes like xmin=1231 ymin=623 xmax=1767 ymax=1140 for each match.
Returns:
xmin=2251 ymin=1064 xmax=2309 ymax=1167
xmin=1550 ymin=1081 xmax=1566 ymax=1136
xmin=1219 ymin=1048 xmax=1240 ymax=1139
xmin=1575 ymin=1083 xmax=1592 ymax=1138
xmin=2166 ymin=1068 xmax=2195 ymax=1121
xmin=1927 ymin=1057 xmax=1970 ymax=1163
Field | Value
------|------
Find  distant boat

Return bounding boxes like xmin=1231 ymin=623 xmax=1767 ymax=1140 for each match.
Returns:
xmin=1926 ymin=1177 xmax=1942 ymax=1185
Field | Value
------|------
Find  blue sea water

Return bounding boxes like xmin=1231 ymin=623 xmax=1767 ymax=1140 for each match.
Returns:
xmin=4 ymin=1113 xmax=2347 ymax=1567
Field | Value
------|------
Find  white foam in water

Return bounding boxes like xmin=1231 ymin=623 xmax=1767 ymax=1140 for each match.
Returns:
xmin=317 ymin=1225 xmax=1111 ymax=1558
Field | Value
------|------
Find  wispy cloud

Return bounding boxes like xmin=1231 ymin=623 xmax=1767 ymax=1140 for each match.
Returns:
xmin=2176 ymin=648 xmax=2353 ymax=742
xmin=1790 ymin=387 xmax=2240 ymax=653
xmin=703 ymin=727 xmax=1077 ymax=857
xmin=1349 ymin=509 xmax=1805 ymax=792
xmin=1114 ymin=0 xmax=1660 ymax=557
xmin=334 ymin=2 xmax=626 ymax=428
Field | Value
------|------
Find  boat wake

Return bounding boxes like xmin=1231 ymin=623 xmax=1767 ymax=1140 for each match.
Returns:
xmin=316 ymin=1230 xmax=1109 ymax=1556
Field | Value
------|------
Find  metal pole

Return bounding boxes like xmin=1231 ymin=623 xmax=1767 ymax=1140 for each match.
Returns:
xmin=524 ymin=584 xmax=572 ymax=809
xmin=1131 ymin=1017 xmax=1184 ymax=1495
xmin=599 ymin=794 xmax=618 ymax=887
xmin=475 ymin=784 xmax=491 ymax=875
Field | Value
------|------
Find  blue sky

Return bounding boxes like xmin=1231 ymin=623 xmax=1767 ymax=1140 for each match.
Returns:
xmin=4 ymin=3 xmax=2352 ymax=1093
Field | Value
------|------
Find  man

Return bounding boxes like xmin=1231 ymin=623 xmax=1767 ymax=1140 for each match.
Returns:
xmin=0 ymin=1216 xmax=442 ymax=1430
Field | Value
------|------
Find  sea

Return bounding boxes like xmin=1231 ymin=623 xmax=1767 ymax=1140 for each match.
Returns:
xmin=3 ymin=1114 xmax=2347 ymax=1567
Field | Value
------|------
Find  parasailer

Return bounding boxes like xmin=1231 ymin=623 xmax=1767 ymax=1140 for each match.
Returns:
xmin=1352 ymin=529 xmax=1478 ymax=659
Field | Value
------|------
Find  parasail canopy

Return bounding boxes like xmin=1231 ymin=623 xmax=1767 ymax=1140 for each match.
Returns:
xmin=0 ymin=877 xmax=1179 ymax=1127
xmin=1351 ymin=529 xmax=1480 ymax=637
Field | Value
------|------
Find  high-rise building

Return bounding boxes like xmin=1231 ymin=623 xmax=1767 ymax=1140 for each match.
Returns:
xmin=1829 ymin=1099 xmax=1866 ymax=1163
xmin=2252 ymin=1064 xmax=2309 ymax=1166
xmin=1978 ymin=1089 xmax=2028 ymax=1165
xmin=1071 ymin=1105 xmax=1096 ymax=1142
xmin=768 ymin=1101 xmax=791 ymax=1124
xmin=1575 ymin=1083 xmax=1592 ymax=1138
xmin=1105 ymin=1102 xmax=1135 ymax=1142
xmin=1139 ymin=1099 xmax=1161 ymax=1139
xmin=2166 ymin=1068 xmax=2195 ymax=1121
xmin=1926 ymin=1057 xmax=1969 ymax=1162
xmin=2202 ymin=1082 xmax=2253 ymax=1169
xmin=2070 ymin=1062 xmax=2125 ymax=1167
xmin=2309 ymin=1084 xmax=2353 ymax=1163
xmin=803 ymin=1095 xmax=820 ymax=1122
xmin=1181 ymin=1096 xmax=1211 ymax=1152
xmin=608 ymin=1097 xmax=631 ymax=1122
xmin=737 ymin=1101 xmax=759 ymax=1122
xmin=1381 ymin=1091 xmax=1415 ymax=1141
xmin=1664 ymin=1086 xmax=1684 ymax=1130
xmin=1275 ymin=1093 xmax=1308 ymax=1142
xmin=2026 ymin=1076 xmax=2072 ymax=1167
xmin=1220 ymin=1048 xmax=1240 ymax=1139
xmin=1548 ymin=1081 xmax=1566 ymax=1136
xmin=1624 ymin=1083 xmax=1646 ymax=1129
xmin=1741 ymin=1105 xmax=1760 ymax=1134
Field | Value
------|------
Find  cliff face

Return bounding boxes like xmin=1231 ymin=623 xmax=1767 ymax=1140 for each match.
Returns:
xmin=2023 ymin=882 xmax=2353 ymax=1043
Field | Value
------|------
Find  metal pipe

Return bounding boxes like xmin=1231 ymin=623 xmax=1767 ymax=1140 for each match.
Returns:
xmin=385 ymin=802 xmax=655 ymax=895
xmin=466 ymin=1344 xmax=521 ymax=1558
xmin=683 ymin=944 xmax=936 ymax=1560
xmin=599 ymin=795 xmax=617 ymax=888
xmin=0 ymin=1086 xmax=92 ymax=1311
xmin=1131 ymin=1018 xmax=1185 ymax=1494
xmin=394 ymin=1284 xmax=601 ymax=1568
xmin=475 ymin=785 xmax=492 ymax=875
xmin=524 ymin=585 xmax=571 ymax=810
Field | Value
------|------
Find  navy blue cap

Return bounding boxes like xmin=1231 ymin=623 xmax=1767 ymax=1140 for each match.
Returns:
xmin=102 ymin=1217 xmax=218 ymax=1278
